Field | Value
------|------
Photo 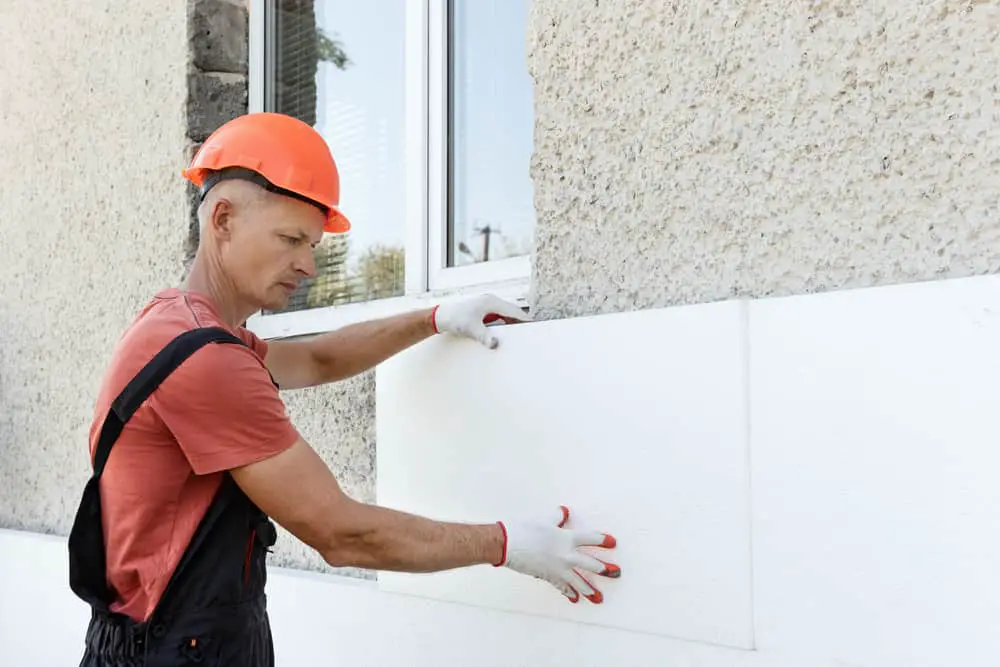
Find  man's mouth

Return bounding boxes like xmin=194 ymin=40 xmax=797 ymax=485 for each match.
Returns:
xmin=279 ymin=281 xmax=298 ymax=292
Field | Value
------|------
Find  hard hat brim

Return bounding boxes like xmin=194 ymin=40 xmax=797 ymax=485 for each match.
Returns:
xmin=325 ymin=207 xmax=351 ymax=234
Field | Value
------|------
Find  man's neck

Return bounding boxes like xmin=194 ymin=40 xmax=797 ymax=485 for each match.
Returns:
xmin=182 ymin=257 xmax=255 ymax=329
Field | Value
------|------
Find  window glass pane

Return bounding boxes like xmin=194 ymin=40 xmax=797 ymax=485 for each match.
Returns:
xmin=269 ymin=0 xmax=406 ymax=314
xmin=449 ymin=0 xmax=536 ymax=267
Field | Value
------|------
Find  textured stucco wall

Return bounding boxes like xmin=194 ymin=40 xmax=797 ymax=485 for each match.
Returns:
xmin=0 ymin=2 xmax=190 ymax=530
xmin=527 ymin=0 xmax=1000 ymax=319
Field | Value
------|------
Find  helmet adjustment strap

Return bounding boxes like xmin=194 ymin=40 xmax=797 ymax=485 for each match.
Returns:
xmin=199 ymin=167 xmax=330 ymax=217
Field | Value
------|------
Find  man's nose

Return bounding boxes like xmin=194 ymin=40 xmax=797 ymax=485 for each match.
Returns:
xmin=295 ymin=247 xmax=317 ymax=278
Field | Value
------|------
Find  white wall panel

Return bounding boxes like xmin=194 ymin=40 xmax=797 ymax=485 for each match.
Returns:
xmin=375 ymin=302 xmax=755 ymax=649
xmin=749 ymin=275 xmax=1000 ymax=667
xmin=0 ymin=529 xmax=810 ymax=667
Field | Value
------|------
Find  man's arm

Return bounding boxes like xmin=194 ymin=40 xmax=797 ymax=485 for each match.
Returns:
xmin=264 ymin=308 xmax=434 ymax=390
xmin=230 ymin=436 xmax=620 ymax=603
xmin=264 ymin=294 xmax=530 ymax=390
xmin=230 ymin=436 xmax=504 ymax=571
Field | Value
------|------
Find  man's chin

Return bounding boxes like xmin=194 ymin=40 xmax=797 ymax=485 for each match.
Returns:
xmin=260 ymin=292 xmax=292 ymax=312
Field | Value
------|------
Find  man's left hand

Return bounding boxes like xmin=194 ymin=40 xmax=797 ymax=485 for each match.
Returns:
xmin=431 ymin=294 xmax=531 ymax=349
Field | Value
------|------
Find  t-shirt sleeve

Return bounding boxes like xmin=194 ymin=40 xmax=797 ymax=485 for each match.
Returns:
xmin=150 ymin=341 xmax=300 ymax=475
xmin=236 ymin=326 xmax=269 ymax=360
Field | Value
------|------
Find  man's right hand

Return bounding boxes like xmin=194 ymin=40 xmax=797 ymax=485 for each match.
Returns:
xmin=496 ymin=506 xmax=620 ymax=604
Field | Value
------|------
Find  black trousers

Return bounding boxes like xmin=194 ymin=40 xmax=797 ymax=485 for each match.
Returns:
xmin=79 ymin=599 xmax=274 ymax=666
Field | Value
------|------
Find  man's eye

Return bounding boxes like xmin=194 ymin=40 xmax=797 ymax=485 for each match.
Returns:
xmin=282 ymin=235 xmax=301 ymax=245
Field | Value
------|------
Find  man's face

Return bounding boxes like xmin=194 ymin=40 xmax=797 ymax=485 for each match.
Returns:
xmin=212 ymin=185 xmax=328 ymax=312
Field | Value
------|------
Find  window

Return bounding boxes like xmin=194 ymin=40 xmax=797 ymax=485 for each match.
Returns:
xmin=247 ymin=0 xmax=534 ymax=339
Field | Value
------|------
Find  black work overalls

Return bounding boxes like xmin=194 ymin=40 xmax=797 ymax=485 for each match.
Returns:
xmin=67 ymin=327 xmax=279 ymax=666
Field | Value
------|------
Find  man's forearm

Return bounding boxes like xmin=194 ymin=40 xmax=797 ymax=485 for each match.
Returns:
xmin=267 ymin=294 xmax=526 ymax=389
xmin=236 ymin=438 xmax=617 ymax=605
xmin=321 ymin=500 xmax=505 ymax=572
xmin=233 ymin=439 xmax=503 ymax=573
xmin=312 ymin=308 xmax=436 ymax=382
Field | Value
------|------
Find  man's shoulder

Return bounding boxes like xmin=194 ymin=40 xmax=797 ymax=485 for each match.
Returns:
xmin=106 ymin=289 xmax=268 ymax=385
xmin=133 ymin=288 xmax=263 ymax=347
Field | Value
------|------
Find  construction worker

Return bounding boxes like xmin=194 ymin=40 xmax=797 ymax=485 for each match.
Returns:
xmin=67 ymin=112 xmax=620 ymax=666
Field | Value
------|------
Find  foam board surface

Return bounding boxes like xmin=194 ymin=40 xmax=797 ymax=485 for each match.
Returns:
xmin=749 ymin=275 xmax=1000 ymax=667
xmin=2 ymin=529 xmax=820 ymax=667
xmin=375 ymin=301 xmax=754 ymax=649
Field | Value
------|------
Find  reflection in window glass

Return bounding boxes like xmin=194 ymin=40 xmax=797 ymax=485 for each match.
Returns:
xmin=270 ymin=0 xmax=406 ymax=313
xmin=449 ymin=0 xmax=536 ymax=267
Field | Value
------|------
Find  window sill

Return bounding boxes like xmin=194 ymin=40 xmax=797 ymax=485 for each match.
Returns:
xmin=245 ymin=275 xmax=531 ymax=341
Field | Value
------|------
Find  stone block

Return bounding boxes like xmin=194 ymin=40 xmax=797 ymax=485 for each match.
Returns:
xmin=186 ymin=71 xmax=246 ymax=142
xmin=189 ymin=0 xmax=248 ymax=74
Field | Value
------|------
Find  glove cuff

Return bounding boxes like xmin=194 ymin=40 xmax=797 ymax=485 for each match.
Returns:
xmin=493 ymin=521 xmax=508 ymax=567
xmin=430 ymin=304 xmax=441 ymax=334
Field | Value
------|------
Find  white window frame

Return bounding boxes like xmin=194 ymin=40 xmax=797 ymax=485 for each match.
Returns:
xmin=244 ymin=0 xmax=532 ymax=340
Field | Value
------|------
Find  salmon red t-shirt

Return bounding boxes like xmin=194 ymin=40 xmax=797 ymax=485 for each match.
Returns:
xmin=87 ymin=288 xmax=300 ymax=622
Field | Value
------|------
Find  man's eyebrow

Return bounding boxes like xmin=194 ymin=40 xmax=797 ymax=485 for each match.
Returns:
xmin=294 ymin=229 xmax=322 ymax=247
xmin=281 ymin=229 xmax=312 ymax=242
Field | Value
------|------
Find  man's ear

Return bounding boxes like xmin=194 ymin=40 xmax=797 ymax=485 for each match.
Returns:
xmin=208 ymin=197 xmax=235 ymax=240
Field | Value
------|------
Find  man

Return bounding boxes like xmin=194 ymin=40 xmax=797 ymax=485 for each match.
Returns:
xmin=67 ymin=112 xmax=619 ymax=666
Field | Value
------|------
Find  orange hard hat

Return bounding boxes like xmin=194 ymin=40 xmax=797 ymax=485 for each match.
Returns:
xmin=182 ymin=112 xmax=351 ymax=234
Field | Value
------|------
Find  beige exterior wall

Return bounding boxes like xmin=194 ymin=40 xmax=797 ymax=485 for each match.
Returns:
xmin=2 ymin=0 xmax=999 ymax=578
xmin=0 ymin=1 xmax=191 ymax=531
xmin=528 ymin=0 xmax=1000 ymax=318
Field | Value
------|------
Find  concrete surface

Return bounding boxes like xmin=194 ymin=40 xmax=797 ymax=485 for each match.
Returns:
xmin=0 ymin=0 xmax=191 ymax=534
xmin=527 ymin=0 xmax=1000 ymax=318
xmin=189 ymin=0 xmax=249 ymax=74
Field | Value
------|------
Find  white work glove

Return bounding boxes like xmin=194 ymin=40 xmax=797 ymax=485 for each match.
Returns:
xmin=431 ymin=294 xmax=531 ymax=349
xmin=495 ymin=506 xmax=620 ymax=604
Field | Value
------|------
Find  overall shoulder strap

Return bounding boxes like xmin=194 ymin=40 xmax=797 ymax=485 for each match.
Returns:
xmin=91 ymin=326 xmax=245 ymax=477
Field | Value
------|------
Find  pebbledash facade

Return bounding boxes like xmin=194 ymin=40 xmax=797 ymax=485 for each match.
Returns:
xmin=2 ymin=0 xmax=999 ymax=583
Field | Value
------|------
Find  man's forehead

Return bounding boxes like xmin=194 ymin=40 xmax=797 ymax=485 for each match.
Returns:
xmin=269 ymin=203 xmax=326 ymax=243
xmin=284 ymin=227 xmax=324 ymax=245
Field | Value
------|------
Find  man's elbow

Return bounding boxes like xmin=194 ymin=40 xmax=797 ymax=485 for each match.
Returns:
xmin=313 ymin=501 xmax=381 ymax=569
xmin=318 ymin=528 xmax=380 ymax=570
xmin=320 ymin=541 xmax=362 ymax=569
